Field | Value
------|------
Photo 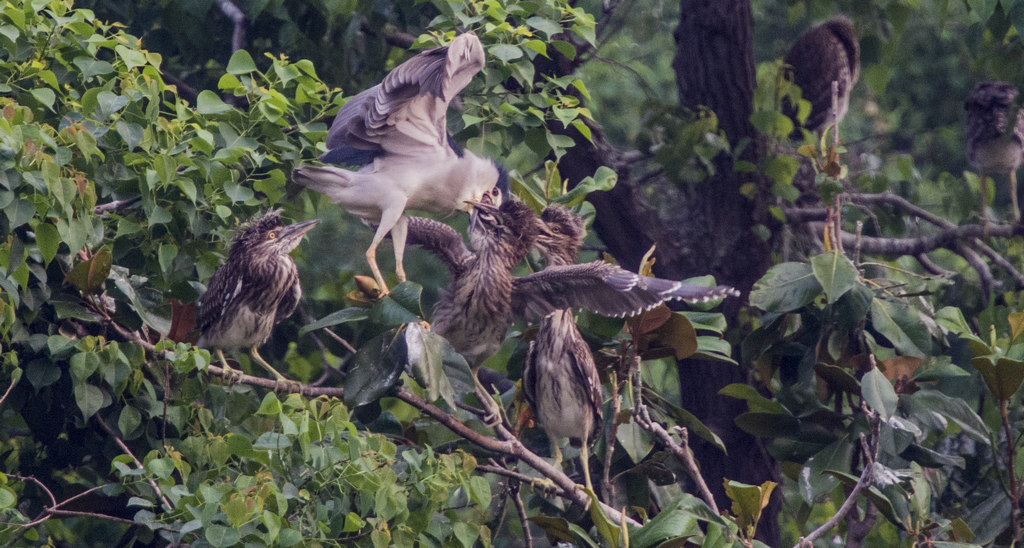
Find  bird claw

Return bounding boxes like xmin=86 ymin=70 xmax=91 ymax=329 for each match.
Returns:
xmin=529 ymin=476 xmax=560 ymax=494
xmin=219 ymin=365 xmax=243 ymax=385
xmin=417 ymin=320 xmax=431 ymax=331
xmin=272 ymin=377 xmax=304 ymax=395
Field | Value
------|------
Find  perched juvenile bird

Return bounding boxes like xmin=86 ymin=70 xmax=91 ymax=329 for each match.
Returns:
xmin=783 ymin=17 xmax=859 ymax=137
xmin=964 ymin=81 xmax=1024 ymax=221
xmin=292 ymin=32 xmax=505 ymax=295
xmin=198 ymin=210 xmax=320 ymax=382
xmin=523 ymin=205 xmax=602 ymax=491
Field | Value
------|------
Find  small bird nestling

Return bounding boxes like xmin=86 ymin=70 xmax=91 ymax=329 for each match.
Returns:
xmin=292 ymin=32 xmax=506 ymax=295
xmin=198 ymin=210 xmax=320 ymax=383
xmin=783 ymin=16 xmax=859 ymax=137
xmin=964 ymin=81 xmax=1024 ymax=221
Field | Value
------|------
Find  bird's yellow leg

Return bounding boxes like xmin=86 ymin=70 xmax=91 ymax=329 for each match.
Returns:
xmin=580 ymin=441 xmax=594 ymax=493
xmin=366 ymin=201 xmax=408 ymax=297
xmin=472 ymin=373 xmax=503 ymax=427
xmin=216 ymin=349 xmax=242 ymax=384
xmin=250 ymin=347 xmax=302 ymax=394
xmin=1012 ymin=171 xmax=1020 ymax=222
xmin=392 ymin=216 xmax=409 ymax=283
xmin=364 ymin=244 xmax=390 ymax=297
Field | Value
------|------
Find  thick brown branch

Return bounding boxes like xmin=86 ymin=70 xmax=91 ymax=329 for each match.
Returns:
xmin=214 ymin=0 xmax=247 ymax=53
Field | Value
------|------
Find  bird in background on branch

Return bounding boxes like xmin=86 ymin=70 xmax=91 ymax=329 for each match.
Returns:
xmin=197 ymin=210 xmax=320 ymax=383
xmin=964 ymin=80 xmax=1024 ymax=222
xmin=291 ymin=31 xmax=507 ymax=296
xmin=782 ymin=16 xmax=859 ymax=138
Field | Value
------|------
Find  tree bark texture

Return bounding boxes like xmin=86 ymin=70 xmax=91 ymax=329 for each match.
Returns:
xmin=562 ymin=0 xmax=781 ymax=543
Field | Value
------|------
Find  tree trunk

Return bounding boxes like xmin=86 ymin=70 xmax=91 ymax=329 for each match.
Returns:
xmin=563 ymin=0 xmax=782 ymax=543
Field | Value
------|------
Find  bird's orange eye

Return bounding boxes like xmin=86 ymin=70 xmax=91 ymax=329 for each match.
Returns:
xmin=550 ymin=226 xmax=560 ymax=233
xmin=268 ymin=232 xmax=277 ymax=240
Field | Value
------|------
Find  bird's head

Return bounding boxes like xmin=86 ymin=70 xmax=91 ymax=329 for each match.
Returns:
xmin=965 ymin=81 xmax=1018 ymax=113
xmin=467 ymin=199 xmax=539 ymax=262
xmin=231 ymin=210 xmax=321 ymax=259
xmin=535 ymin=204 xmax=585 ymax=265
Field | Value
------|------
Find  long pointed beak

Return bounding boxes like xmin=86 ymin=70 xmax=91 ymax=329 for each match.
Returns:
xmin=465 ymin=200 xmax=498 ymax=234
xmin=279 ymin=218 xmax=321 ymax=241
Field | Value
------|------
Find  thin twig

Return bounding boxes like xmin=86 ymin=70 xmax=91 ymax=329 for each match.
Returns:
xmin=94 ymin=414 xmax=174 ymax=511
xmin=214 ymin=0 xmax=247 ymax=54
xmin=509 ymin=477 xmax=535 ymax=548
xmin=0 ymin=370 xmax=19 ymax=407
xmin=797 ymin=406 xmax=881 ymax=547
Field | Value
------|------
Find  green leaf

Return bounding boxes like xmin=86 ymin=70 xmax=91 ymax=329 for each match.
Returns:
xmin=299 ymin=307 xmax=368 ymax=336
xmin=489 ymin=44 xmax=523 ymax=63
xmin=66 ymin=245 xmax=112 ymax=293
xmin=723 ymin=480 xmax=776 ymax=538
xmin=809 ymin=251 xmax=859 ymax=304
xmin=628 ymin=493 xmax=718 ymax=547
xmin=118 ymin=406 xmax=141 ymax=437
xmin=970 ymin=355 xmax=1024 ymax=402
xmin=404 ymin=322 xmax=472 ymax=410
xmin=799 ymin=438 xmax=852 ymax=504
xmin=553 ymin=165 xmax=617 ymax=206
xmin=73 ymin=383 xmax=104 ymax=419
xmin=343 ymin=329 xmax=405 ymax=408
xmin=0 ymin=486 xmax=16 ymax=509
xmin=197 ymin=90 xmax=233 ymax=114
xmin=587 ymin=487 xmax=621 ymax=548
xmin=30 ymin=88 xmax=55 ymax=109
xmin=861 ymin=366 xmax=897 ymax=419
xmin=526 ymin=16 xmax=563 ymax=37
xmin=205 ymin=524 xmax=241 ymax=548
xmin=69 ymin=351 xmax=100 ymax=381
xmin=749 ymin=262 xmax=822 ymax=313
xmin=158 ymin=243 xmax=177 ymax=274
xmin=870 ymin=298 xmax=930 ymax=358
xmin=33 ymin=221 xmax=59 ymax=265
xmin=256 ymin=392 xmax=283 ymax=416
xmin=903 ymin=389 xmax=990 ymax=445
xmin=226 ymin=49 xmax=257 ymax=74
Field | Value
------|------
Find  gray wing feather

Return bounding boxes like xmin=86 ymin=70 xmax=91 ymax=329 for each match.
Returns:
xmin=405 ymin=216 xmax=472 ymax=277
xmin=320 ymin=32 xmax=484 ymax=163
xmin=512 ymin=262 xmax=738 ymax=319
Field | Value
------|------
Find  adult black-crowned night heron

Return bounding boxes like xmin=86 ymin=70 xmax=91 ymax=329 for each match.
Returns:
xmin=964 ymin=81 xmax=1024 ymax=221
xmin=198 ymin=210 xmax=320 ymax=381
xmin=291 ymin=32 xmax=506 ymax=295
xmin=783 ymin=17 xmax=859 ymax=136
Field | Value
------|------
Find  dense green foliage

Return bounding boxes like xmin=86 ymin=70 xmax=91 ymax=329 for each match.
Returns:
xmin=4 ymin=0 xmax=1024 ymax=546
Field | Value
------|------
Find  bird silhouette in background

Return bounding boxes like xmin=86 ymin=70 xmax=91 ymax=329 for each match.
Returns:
xmin=523 ymin=205 xmax=603 ymax=492
xmin=292 ymin=32 xmax=506 ymax=296
xmin=964 ymin=81 xmax=1024 ymax=222
xmin=198 ymin=210 xmax=320 ymax=383
xmin=783 ymin=17 xmax=859 ymax=137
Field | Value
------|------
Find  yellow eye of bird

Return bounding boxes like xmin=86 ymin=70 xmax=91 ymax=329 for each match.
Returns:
xmin=268 ymin=232 xmax=277 ymax=240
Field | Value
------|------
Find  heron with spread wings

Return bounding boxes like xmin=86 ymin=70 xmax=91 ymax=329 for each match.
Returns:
xmin=292 ymin=32 xmax=505 ymax=295
xmin=406 ymin=201 xmax=738 ymax=427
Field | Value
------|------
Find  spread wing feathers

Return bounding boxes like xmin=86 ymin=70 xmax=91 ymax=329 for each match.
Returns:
xmin=320 ymin=32 xmax=484 ymax=164
xmin=512 ymin=262 xmax=739 ymax=320
xmin=405 ymin=216 xmax=473 ymax=277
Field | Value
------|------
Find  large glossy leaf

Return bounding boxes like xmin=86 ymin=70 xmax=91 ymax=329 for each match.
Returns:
xmin=627 ymin=493 xmax=714 ymax=548
xmin=723 ymin=480 xmax=776 ymax=538
xmin=404 ymin=322 xmax=474 ymax=410
xmin=861 ymin=366 xmax=898 ymax=420
xmin=970 ymin=355 xmax=1024 ymax=402
xmin=902 ymin=390 xmax=991 ymax=445
xmin=749 ymin=262 xmax=822 ymax=313
xmin=798 ymin=437 xmax=852 ymax=504
xmin=298 ymin=307 xmax=368 ymax=336
xmin=343 ymin=329 xmax=405 ymax=408
xmin=642 ymin=386 xmax=726 ymax=453
xmin=809 ymin=250 xmax=859 ymax=304
xmin=66 ymin=245 xmax=112 ymax=293
xmin=370 ymin=282 xmax=423 ymax=325
xmin=870 ymin=298 xmax=930 ymax=358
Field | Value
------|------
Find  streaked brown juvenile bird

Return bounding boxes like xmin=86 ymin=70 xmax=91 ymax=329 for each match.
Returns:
xmin=523 ymin=205 xmax=602 ymax=491
xmin=198 ymin=210 xmax=320 ymax=382
xmin=783 ymin=17 xmax=859 ymax=137
xmin=407 ymin=202 xmax=739 ymax=428
xmin=964 ymin=81 xmax=1024 ymax=221
xmin=292 ymin=32 xmax=506 ymax=295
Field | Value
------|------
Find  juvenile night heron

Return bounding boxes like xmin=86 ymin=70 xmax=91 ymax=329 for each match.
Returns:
xmin=292 ymin=32 xmax=505 ymax=295
xmin=522 ymin=205 xmax=739 ymax=491
xmin=964 ymin=81 xmax=1024 ymax=221
xmin=198 ymin=210 xmax=320 ymax=381
xmin=783 ymin=17 xmax=859 ymax=137
xmin=406 ymin=202 xmax=739 ymax=422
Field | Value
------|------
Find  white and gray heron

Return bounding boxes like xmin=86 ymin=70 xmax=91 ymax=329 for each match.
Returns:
xmin=292 ymin=32 xmax=506 ymax=295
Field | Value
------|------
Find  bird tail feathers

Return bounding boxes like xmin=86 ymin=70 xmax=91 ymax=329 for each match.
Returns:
xmin=291 ymin=165 xmax=357 ymax=200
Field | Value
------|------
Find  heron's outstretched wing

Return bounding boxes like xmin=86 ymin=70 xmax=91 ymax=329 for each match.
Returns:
xmin=512 ymin=262 xmax=739 ymax=320
xmin=320 ymin=32 xmax=485 ymax=164
xmin=405 ymin=216 xmax=473 ymax=277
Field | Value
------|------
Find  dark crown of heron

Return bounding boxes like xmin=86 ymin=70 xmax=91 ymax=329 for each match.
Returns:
xmin=472 ymin=200 xmax=540 ymax=263
xmin=538 ymin=205 xmax=585 ymax=265
xmin=229 ymin=210 xmax=303 ymax=258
